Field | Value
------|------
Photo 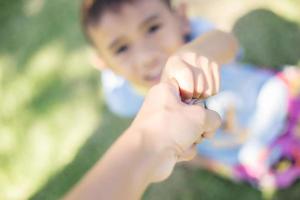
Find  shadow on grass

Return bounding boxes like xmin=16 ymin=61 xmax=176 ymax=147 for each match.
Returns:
xmin=30 ymin=106 xmax=132 ymax=200
xmin=144 ymin=166 xmax=262 ymax=200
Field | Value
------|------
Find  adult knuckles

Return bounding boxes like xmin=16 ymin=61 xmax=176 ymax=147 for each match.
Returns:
xmin=184 ymin=105 xmax=206 ymax=127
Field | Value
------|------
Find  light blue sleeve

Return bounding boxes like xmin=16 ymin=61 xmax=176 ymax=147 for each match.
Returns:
xmin=190 ymin=17 xmax=215 ymax=38
xmin=101 ymin=70 xmax=144 ymax=117
xmin=190 ymin=17 xmax=243 ymax=60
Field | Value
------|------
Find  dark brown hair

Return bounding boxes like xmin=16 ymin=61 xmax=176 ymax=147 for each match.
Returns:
xmin=81 ymin=0 xmax=171 ymax=45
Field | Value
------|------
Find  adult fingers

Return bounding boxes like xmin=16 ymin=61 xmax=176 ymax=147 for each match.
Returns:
xmin=202 ymin=109 xmax=222 ymax=134
xmin=185 ymin=105 xmax=221 ymax=140
xmin=177 ymin=145 xmax=197 ymax=162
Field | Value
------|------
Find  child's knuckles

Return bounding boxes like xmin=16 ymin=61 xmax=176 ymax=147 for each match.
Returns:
xmin=174 ymin=64 xmax=193 ymax=79
xmin=197 ymin=56 xmax=209 ymax=67
xmin=201 ymin=89 xmax=213 ymax=99
xmin=195 ymin=71 xmax=204 ymax=97
xmin=179 ymin=51 xmax=197 ymax=66
xmin=165 ymin=55 xmax=182 ymax=70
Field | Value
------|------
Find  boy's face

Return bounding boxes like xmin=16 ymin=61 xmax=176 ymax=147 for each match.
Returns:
xmin=89 ymin=0 xmax=190 ymax=88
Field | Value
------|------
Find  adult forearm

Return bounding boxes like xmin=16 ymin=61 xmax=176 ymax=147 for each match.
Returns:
xmin=64 ymin=128 xmax=159 ymax=200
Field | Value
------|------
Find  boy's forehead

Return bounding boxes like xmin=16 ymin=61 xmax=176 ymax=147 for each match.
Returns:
xmin=89 ymin=0 xmax=171 ymax=49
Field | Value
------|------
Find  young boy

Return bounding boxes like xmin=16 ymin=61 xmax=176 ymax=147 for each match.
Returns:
xmin=81 ymin=0 xmax=237 ymax=116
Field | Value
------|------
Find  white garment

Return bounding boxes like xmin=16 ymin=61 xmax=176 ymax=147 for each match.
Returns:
xmin=198 ymin=64 xmax=289 ymax=166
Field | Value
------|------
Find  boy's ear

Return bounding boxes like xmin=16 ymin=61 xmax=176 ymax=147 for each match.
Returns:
xmin=90 ymin=52 xmax=107 ymax=71
xmin=176 ymin=2 xmax=191 ymax=36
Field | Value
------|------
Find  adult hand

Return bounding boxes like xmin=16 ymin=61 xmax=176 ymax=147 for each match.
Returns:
xmin=65 ymin=80 xmax=221 ymax=200
xmin=129 ymin=79 xmax=221 ymax=183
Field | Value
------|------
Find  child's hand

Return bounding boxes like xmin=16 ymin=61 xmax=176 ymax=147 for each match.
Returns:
xmin=162 ymin=52 xmax=220 ymax=99
xmin=162 ymin=30 xmax=238 ymax=99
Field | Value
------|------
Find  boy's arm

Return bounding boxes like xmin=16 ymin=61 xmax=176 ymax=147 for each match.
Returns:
xmin=64 ymin=80 xmax=221 ymax=200
xmin=181 ymin=30 xmax=239 ymax=65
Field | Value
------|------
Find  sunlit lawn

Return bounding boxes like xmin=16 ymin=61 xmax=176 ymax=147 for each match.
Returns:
xmin=1 ymin=0 xmax=300 ymax=200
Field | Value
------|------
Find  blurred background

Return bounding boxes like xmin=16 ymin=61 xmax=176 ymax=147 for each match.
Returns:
xmin=0 ymin=0 xmax=300 ymax=199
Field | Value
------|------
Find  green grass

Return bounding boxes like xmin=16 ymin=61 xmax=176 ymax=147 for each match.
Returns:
xmin=1 ymin=0 xmax=300 ymax=200
xmin=233 ymin=8 xmax=300 ymax=69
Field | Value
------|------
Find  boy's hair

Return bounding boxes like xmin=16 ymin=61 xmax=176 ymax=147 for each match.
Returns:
xmin=81 ymin=0 xmax=171 ymax=45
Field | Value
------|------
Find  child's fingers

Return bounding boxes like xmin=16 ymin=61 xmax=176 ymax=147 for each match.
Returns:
xmin=175 ymin=66 xmax=194 ymax=100
xmin=163 ymin=56 xmax=195 ymax=100
xmin=211 ymin=61 xmax=221 ymax=95
xmin=197 ymin=56 xmax=214 ymax=99
xmin=178 ymin=54 xmax=206 ymax=99
xmin=191 ymin=67 xmax=205 ymax=99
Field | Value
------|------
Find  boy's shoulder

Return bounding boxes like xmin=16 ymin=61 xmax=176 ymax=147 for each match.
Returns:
xmin=101 ymin=70 xmax=144 ymax=117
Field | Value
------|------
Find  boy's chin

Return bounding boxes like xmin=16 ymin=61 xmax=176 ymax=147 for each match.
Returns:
xmin=132 ymin=80 xmax=159 ymax=95
xmin=145 ymin=76 xmax=161 ymax=86
xmin=144 ymin=80 xmax=161 ymax=88
xmin=141 ymin=81 xmax=156 ymax=90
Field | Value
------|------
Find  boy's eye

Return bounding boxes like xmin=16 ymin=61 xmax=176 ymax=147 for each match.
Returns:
xmin=148 ymin=24 xmax=161 ymax=34
xmin=115 ymin=45 xmax=129 ymax=55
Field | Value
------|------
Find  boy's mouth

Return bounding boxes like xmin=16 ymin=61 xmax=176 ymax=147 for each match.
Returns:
xmin=143 ymin=69 xmax=162 ymax=83
xmin=144 ymin=73 xmax=161 ymax=83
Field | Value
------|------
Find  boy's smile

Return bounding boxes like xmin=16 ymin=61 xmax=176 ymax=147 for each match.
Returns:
xmin=88 ymin=0 xmax=190 ymax=89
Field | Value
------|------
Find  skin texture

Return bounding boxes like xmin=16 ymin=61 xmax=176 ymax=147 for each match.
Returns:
xmin=64 ymin=79 xmax=221 ymax=200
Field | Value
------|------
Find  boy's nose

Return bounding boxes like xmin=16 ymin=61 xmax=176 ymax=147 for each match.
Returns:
xmin=134 ymin=45 xmax=160 ymax=70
